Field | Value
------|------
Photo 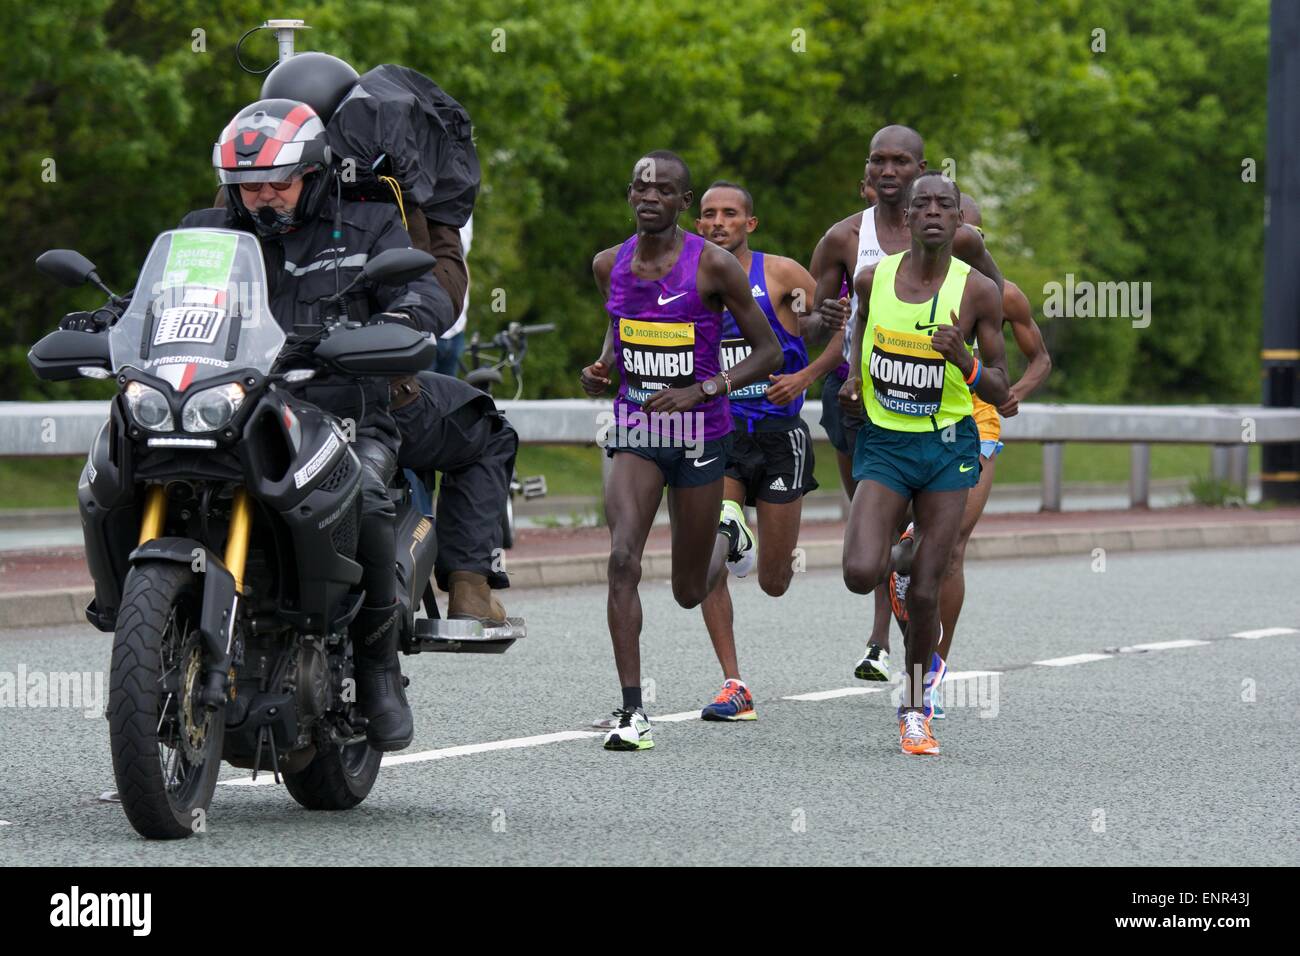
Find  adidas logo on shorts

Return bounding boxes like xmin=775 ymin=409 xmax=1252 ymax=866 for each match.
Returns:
xmin=769 ymin=476 xmax=788 ymax=491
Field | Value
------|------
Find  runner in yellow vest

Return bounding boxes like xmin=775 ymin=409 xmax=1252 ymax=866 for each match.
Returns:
xmin=839 ymin=171 xmax=1009 ymax=756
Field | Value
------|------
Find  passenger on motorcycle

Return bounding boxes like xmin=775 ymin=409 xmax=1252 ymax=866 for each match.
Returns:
xmin=63 ymin=98 xmax=456 ymax=751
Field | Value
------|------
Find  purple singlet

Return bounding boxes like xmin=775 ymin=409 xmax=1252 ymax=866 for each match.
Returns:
xmin=605 ymin=230 xmax=732 ymax=442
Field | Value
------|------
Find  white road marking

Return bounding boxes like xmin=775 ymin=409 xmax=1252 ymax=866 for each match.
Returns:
xmin=0 ymin=820 xmax=11 ymax=826
xmin=783 ymin=687 xmax=887 ymax=701
xmin=1232 ymin=627 xmax=1299 ymax=640
xmin=219 ymin=730 xmax=602 ymax=786
xmin=1035 ymin=653 xmax=1114 ymax=667
xmin=1118 ymin=639 xmax=1211 ymax=653
xmin=212 ymin=635 xmax=1241 ymax=785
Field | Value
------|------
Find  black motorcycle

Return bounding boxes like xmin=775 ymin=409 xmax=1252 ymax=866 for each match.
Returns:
xmin=29 ymin=227 xmax=522 ymax=840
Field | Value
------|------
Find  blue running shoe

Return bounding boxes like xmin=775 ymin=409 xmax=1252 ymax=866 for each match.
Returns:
xmin=701 ymin=679 xmax=757 ymax=721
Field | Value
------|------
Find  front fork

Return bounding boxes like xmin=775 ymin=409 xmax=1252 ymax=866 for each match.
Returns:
xmin=138 ymin=482 xmax=252 ymax=708
xmin=138 ymin=484 xmax=253 ymax=594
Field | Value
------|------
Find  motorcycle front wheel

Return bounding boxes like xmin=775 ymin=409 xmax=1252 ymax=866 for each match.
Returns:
xmin=108 ymin=561 xmax=225 ymax=839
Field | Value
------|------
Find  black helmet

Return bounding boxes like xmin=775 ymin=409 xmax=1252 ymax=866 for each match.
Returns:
xmin=261 ymin=52 xmax=359 ymax=123
xmin=213 ymin=98 xmax=333 ymax=235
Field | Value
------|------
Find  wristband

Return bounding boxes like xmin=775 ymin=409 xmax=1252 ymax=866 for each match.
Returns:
xmin=965 ymin=356 xmax=982 ymax=390
xmin=721 ymin=370 xmax=732 ymax=395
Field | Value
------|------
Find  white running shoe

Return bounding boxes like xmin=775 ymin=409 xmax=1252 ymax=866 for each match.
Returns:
xmin=602 ymin=708 xmax=654 ymax=751
xmin=854 ymin=643 xmax=891 ymax=682
xmin=720 ymin=501 xmax=755 ymax=578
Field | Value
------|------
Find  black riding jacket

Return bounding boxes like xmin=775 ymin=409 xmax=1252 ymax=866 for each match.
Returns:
xmin=179 ymin=199 xmax=455 ymax=444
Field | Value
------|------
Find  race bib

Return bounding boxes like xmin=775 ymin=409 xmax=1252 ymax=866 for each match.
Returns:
xmin=720 ymin=337 xmax=766 ymax=400
xmin=619 ymin=318 xmax=695 ymax=404
xmin=868 ymin=326 xmax=946 ymax=417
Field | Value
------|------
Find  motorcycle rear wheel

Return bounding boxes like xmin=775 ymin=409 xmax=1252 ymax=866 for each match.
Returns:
xmin=283 ymin=737 xmax=382 ymax=810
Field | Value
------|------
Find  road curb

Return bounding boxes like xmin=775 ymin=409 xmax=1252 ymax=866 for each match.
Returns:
xmin=4 ymin=517 xmax=1298 ymax=631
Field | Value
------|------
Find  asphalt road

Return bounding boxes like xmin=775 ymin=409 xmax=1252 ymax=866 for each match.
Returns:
xmin=1 ymin=545 xmax=1297 ymax=866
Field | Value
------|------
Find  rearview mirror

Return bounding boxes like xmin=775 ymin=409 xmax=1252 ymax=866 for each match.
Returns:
xmin=35 ymin=249 xmax=100 ymax=288
xmin=362 ymin=248 xmax=436 ymax=287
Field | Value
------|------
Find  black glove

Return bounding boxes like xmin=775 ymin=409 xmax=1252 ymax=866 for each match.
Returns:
xmin=58 ymin=310 xmax=110 ymax=332
xmin=367 ymin=311 xmax=418 ymax=330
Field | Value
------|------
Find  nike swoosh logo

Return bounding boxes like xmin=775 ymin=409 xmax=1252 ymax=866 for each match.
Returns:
xmin=915 ymin=321 xmax=942 ymax=331
xmin=694 ymin=457 xmax=718 ymax=467
xmin=657 ymin=292 xmax=688 ymax=305
xmin=959 ymin=463 xmax=975 ymax=473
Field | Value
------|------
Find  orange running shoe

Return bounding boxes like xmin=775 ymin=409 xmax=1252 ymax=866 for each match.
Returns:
xmin=899 ymin=709 xmax=939 ymax=755
xmin=888 ymin=523 xmax=915 ymax=627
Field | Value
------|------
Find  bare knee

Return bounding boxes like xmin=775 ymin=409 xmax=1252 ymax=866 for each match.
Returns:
xmin=608 ymin=547 xmax=642 ymax=590
xmin=945 ymin=535 xmax=971 ymax=578
xmin=843 ymin=553 xmax=888 ymax=595
xmin=759 ymin=565 xmax=793 ymax=597
xmin=907 ymin=581 xmax=940 ymax=620
xmin=672 ymin=576 xmax=707 ymax=609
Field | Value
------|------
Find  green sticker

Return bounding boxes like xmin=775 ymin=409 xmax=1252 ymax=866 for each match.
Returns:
xmin=160 ymin=230 xmax=239 ymax=288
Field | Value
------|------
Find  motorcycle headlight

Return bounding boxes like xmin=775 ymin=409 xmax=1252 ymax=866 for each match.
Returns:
xmin=124 ymin=381 xmax=174 ymax=432
xmin=182 ymin=382 xmax=246 ymax=433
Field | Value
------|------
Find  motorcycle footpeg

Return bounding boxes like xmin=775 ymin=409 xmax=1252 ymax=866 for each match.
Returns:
xmin=405 ymin=617 xmax=527 ymax=654
xmin=520 ymin=475 xmax=547 ymax=499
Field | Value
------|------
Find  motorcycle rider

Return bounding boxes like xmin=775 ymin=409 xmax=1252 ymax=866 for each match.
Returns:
xmin=202 ymin=99 xmax=455 ymax=751
xmin=63 ymin=99 xmax=456 ymax=752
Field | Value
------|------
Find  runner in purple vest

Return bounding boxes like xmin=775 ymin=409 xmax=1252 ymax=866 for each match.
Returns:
xmin=581 ymin=151 xmax=781 ymax=752
xmin=690 ymin=181 xmax=819 ymax=721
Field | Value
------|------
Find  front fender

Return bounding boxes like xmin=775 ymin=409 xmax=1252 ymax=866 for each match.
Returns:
xmin=129 ymin=537 xmax=237 ymax=707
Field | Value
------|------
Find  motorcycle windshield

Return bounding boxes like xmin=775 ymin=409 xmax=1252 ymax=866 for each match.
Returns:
xmin=110 ymin=228 xmax=284 ymax=388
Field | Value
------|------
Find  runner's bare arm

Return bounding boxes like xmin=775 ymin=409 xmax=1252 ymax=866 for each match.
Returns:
xmin=770 ymin=255 xmax=816 ymax=337
xmin=765 ymin=256 xmax=823 ymax=406
xmin=800 ymin=227 xmax=852 ymax=346
xmin=771 ymin=330 xmax=848 ymax=406
xmin=998 ymin=280 xmax=1051 ymax=417
xmin=581 ymin=247 xmax=620 ymax=395
xmin=840 ymin=265 xmax=876 ymax=411
xmin=953 ymin=225 xmax=1004 ymax=297
xmin=935 ymin=273 xmax=1010 ymax=408
xmin=701 ymin=243 xmax=781 ymax=393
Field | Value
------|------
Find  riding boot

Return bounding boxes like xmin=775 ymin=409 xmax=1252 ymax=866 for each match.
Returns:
xmin=350 ymin=601 xmax=414 ymax=751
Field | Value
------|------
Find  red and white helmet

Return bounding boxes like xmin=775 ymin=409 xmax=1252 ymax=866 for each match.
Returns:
xmin=213 ymin=98 xmax=331 ymax=184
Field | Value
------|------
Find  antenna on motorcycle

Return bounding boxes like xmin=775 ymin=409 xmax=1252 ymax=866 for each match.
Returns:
xmin=235 ymin=18 xmax=310 ymax=75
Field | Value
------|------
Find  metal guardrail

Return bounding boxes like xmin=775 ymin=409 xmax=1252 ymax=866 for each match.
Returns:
xmin=2 ymin=400 xmax=1297 ymax=511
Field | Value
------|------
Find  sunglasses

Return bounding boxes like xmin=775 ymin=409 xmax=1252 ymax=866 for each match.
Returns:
xmin=237 ymin=180 xmax=296 ymax=193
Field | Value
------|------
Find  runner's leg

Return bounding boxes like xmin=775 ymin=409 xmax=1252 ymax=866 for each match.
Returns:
xmin=938 ymin=453 xmax=996 ymax=661
xmin=700 ymin=476 xmax=748 ymax=679
xmin=905 ymin=487 xmax=969 ymax=709
xmin=605 ymin=452 xmax=666 ymax=689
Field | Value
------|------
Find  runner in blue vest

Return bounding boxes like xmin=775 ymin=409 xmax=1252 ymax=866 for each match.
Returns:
xmin=691 ymin=181 xmax=819 ymax=721
xmin=581 ymin=151 xmax=782 ymax=751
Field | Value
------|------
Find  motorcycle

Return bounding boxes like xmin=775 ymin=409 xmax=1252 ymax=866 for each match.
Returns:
xmin=29 ymin=227 xmax=523 ymax=840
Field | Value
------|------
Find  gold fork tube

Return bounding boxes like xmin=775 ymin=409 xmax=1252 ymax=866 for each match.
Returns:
xmin=224 ymin=487 xmax=253 ymax=594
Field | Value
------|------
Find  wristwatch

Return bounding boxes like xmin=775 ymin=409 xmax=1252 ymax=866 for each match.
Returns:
xmin=700 ymin=378 xmax=720 ymax=399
